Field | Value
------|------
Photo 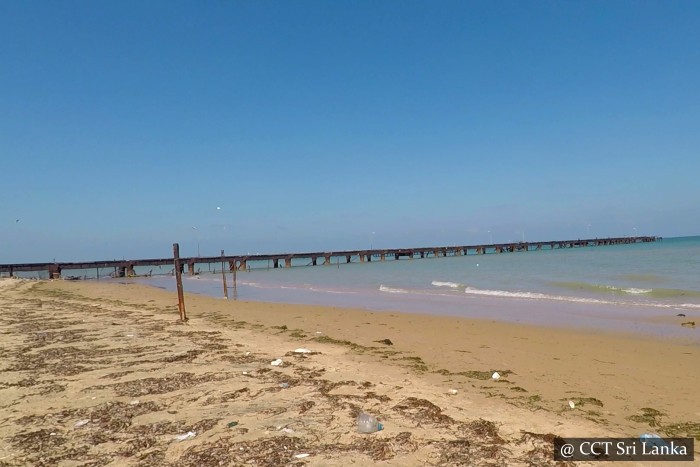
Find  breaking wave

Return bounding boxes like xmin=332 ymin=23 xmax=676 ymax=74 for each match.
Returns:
xmin=379 ymin=285 xmax=411 ymax=294
xmin=431 ymin=281 xmax=463 ymax=288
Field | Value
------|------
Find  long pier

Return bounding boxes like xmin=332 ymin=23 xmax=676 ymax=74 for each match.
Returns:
xmin=0 ymin=236 xmax=659 ymax=279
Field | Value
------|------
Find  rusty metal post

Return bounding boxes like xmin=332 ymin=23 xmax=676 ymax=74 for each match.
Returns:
xmin=232 ymin=259 xmax=237 ymax=291
xmin=221 ymin=250 xmax=228 ymax=300
xmin=173 ymin=243 xmax=187 ymax=322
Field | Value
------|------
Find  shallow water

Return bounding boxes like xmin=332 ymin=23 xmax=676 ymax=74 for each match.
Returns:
xmin=131 ymin=236 xmax=700 ymax=340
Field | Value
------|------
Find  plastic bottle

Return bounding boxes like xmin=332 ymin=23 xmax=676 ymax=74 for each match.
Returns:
xmin=356 ymin=412 xmax=383 ymax=433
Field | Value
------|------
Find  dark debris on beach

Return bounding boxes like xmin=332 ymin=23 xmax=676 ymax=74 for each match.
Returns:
xmin=0 ymin=281 xmax=640 ymax=466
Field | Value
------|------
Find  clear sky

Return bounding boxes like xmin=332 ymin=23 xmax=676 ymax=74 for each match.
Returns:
xmin=2 ymin=1 xmax=699 ymax=263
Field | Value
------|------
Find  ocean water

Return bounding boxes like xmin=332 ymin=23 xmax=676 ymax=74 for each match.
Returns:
xmin=134 ymin=237 xmax=699 ymax=338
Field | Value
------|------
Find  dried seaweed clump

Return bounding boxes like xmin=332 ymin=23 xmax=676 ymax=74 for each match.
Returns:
xmin=513 ymin=432 xmax=576 ymax=467
xmin=11 ymin=429 xmax=66 ymax=450
xmin=466 ymin=419 xmax=506 ymax=445
xmin=118 ymin=436 xmax=159 ymax=457
xmin=663 ymin=421 xmax=700 ymax=441
xmin=161 ymin=349 xmax=205 ymax=363
xmin=392 ymin=397 xmax=454 ymax=426
xmin=178 ymin=435 xmax=309 ymax=467
xmin=431 ymin=438 xmax=472 ymax=466
xmin=92 ymin=372 xmax=229 ymax=397
xmin=130 ymin=418 xmax=219 ymax=437
xmin=77 ymin=401 xmax=163 ymax=432
xmin=343 ymin=431 xmax=417 ymax=461
xmin=627 ymin=407 xmax=665 ymax=427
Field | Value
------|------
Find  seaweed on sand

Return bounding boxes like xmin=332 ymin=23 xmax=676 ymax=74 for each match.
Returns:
xmin=90 ymin=372 xmax=232 ymax=397
xmin=392 ymin=397 xmax=454 ymax=426
xmin=178 ymin=435 xmax=309 ymax=467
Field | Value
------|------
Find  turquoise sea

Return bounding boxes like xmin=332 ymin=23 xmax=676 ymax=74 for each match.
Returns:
xmin=134 ymin=236 xmax=700 ymax=340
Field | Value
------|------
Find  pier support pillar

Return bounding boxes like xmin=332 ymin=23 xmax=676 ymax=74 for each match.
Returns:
xmin=273 ymin=259 xmax=279 ymax=268
xmin=323 ymin=255 xmax=331 ymax=265
xmin=228 ymin=260 xmax=236 ymax=271
xmin=127 ymin=264 xmax=136 ymax=277
xmin=345 ymin=255 xmax=351 ymax=263
xmin=311 ymin=256 xmax=317 ymax=266
xmin=238 ymin=260 xmax=247 ymax=271
xmin=188 ymin=260 xmax=196 ymax=275
xmin=285 ymin=258 xmax=292 ymax=268
xmin=420 ymin=251 xmax=424 ymax=258
xmin=359 ymin=254 xmax=365 ymax=263
xmin=380 ymin=253 xmax=385 ymax=261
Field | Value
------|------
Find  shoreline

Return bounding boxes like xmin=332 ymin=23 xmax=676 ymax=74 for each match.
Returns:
xmin=1 ymin=278 xmax=698 ymax=465
xmin=136 ymin=272 xmax=700 ymax=342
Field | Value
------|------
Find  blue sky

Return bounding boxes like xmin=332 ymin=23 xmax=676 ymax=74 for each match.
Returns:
xmin=2 ymin=1 xmax=699 ymax=262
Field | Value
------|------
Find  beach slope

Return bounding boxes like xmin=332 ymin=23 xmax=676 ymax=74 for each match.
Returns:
xmin=0 ymin=278 xmax=697 ymax=466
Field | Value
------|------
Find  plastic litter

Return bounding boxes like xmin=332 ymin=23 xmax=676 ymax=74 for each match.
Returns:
xmin=129 ymin=399 xmax=140 ymax=405
xmin=639 ymin=433 xmax=669 ymax=448
xmin=357 ymin=412 xmax=383 ymax=434
xmin=227 ymin=421 xmax=239 ymax=428
xmin=173 ymin=431 xmax=197 ymax=441
xmin=491 ymin=372 xmax=500 ymax=381
xmin=447 ymin=389 xmax=458 ymax=395
xmin=279 ymin=383 xmax=289 ymax=388
xmin=271 ymin=359 xmax=283 ymax=366
xmin=568 ymin=400 xmax=576 ymax=409
xmin=74 ymin=419 xmax=90 ymax=428
xmin=294 ymin=453 xmax=310 ymax=459
xmin=294 ymin=348 xmax=311 ymax=353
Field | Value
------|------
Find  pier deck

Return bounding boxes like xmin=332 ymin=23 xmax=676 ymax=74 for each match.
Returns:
xmin=0 ymin=236 xmax=658 ymax=279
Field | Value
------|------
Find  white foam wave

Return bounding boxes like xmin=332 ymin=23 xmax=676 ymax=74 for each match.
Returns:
xmin=431 ymin=281 xmax=462 ymax=288
xmin=379 ymin=285 xmax=410 ymax=294
xmin=463 ymin=287 xmax=613 ymax=305
xmin=308 ymin=287 xmax=358 ymax=295
xmin=621 ymin=288 xmax=652 ymax=294
xmin=597 ymin=285 xmax=652 ymax=295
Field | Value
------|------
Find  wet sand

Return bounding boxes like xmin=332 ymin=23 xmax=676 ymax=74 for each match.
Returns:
xmin=0 ymin=278 xmax=698 ymax=466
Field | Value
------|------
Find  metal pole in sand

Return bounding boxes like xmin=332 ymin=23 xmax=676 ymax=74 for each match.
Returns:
xmin=221 ymin=249 xmax=228 ymax=299
xmin=173 ymin=243 xmax=187 ymax=322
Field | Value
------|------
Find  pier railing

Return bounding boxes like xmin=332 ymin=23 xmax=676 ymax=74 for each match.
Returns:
xmin=0 ymin=236 xmax=659 ymax=279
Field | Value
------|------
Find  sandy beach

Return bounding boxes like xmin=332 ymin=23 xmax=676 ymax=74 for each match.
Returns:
xmin=0 ymin=277 xmax=698 ymax=466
